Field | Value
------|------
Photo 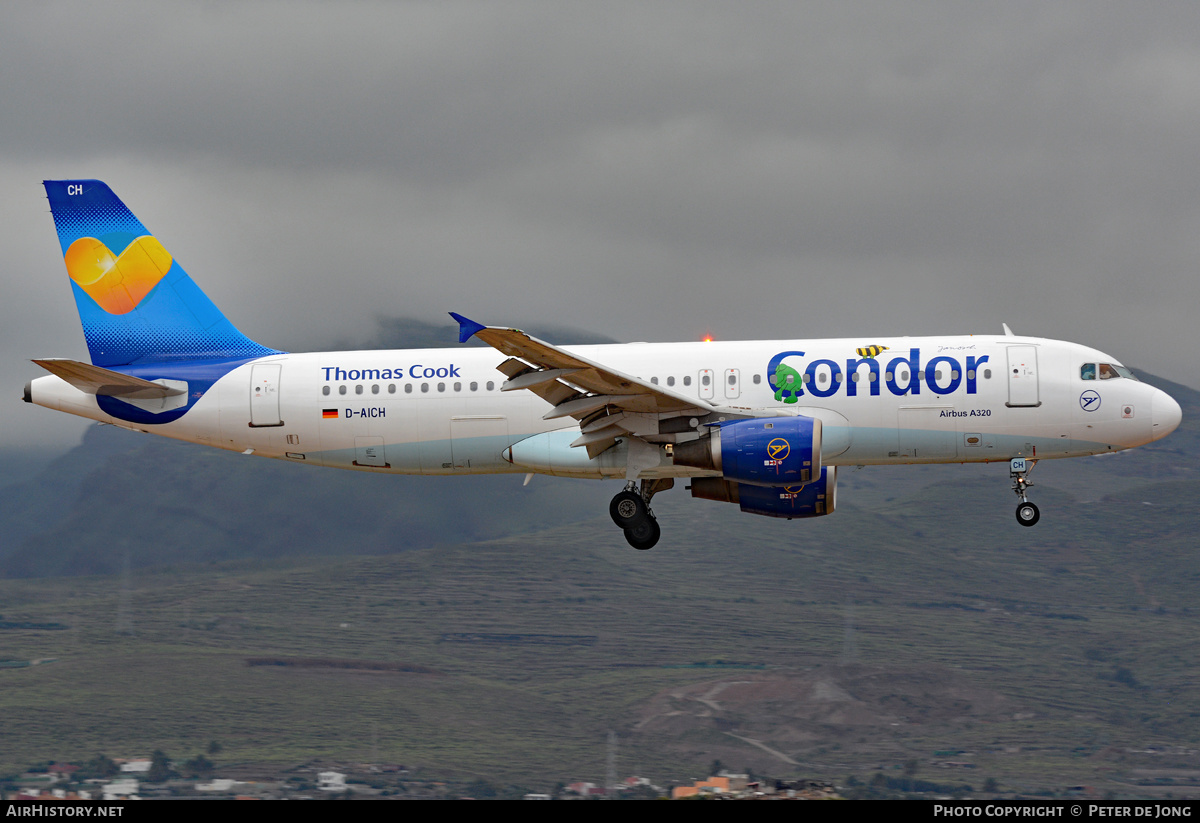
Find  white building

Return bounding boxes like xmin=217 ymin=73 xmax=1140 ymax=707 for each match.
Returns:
xmin=317 ymin=772 xmax=347 ymax=792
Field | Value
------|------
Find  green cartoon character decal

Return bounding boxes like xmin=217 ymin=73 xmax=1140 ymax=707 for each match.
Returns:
xmin=774 ymin=362 xmax=803 ymax=404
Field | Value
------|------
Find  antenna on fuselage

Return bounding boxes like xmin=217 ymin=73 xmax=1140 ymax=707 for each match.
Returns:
xmin=1002 ymin=323 xmax=1015 ymax=336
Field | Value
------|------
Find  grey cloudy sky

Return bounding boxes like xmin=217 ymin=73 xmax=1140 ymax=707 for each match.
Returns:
xmin=4 ymin=1 xmax=1197 ymax=447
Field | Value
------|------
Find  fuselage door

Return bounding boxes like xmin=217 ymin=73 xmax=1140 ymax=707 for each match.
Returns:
xmin=354 ymin=436 xmax=388 ymax=468
xmin=724 ymin=368 xmax=741 ymax=400
xmin=698 ymin=369 xmax=715 ymax=400
xmin=1006 ymin=346 xmax=1040 ymax=408
xmin=450 ymin=415 xmax=510 ymax=470
xmin=897 ymin=406 xmax=959 ymax=459
xmin=249 ymin=363 xmax=283 ymax=427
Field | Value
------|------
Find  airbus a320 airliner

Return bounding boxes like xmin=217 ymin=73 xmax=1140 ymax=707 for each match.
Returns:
xmin=24 ymin=180 xmax=1182 ymax=549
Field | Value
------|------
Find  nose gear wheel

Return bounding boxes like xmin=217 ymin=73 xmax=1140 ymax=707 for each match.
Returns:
xmin=1015 ymin=501 xmax=1040 ymax=527
xmin=1009 ymin=458 xmax=1040 ymax=527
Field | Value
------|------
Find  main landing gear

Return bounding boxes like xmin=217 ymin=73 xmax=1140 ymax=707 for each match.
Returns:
xmin=1010 ymin=457 xmax=1040 ymax=527
xmin=610 ymin=479 xmax=672 ymax=550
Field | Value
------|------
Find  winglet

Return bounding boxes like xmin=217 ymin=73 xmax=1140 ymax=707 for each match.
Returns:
xmin=449 ymin=312 xmax=486 ymax=344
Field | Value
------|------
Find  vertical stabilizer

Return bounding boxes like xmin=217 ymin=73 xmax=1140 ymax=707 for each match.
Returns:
xmin=43 ymin=180 xmax=279 ymax=366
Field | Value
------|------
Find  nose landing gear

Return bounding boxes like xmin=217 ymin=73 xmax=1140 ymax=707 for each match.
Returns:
xmin=1010 ymin=457 xmax=1040 ymax=527
xmin=611 ymin=479 xmax=672 ymax=549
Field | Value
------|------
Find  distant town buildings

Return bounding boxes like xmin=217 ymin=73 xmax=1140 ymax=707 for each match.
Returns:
xmin=317 ymin=771 xmax=347 ymax=792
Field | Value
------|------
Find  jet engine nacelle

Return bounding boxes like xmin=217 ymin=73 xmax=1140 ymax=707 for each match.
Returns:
xmin=690 ymin=467 xmax=837 ymax=519
xmin=673 ymin=416 xmax=822 ymax=487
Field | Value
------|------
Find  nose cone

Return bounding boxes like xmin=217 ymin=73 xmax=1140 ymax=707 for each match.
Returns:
xmin=1151 ymin=390 xmax=1182 ymax=441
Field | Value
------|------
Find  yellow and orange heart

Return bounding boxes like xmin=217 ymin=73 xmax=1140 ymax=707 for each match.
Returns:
xmin=63 ymin=236 xmax=173 ymax=315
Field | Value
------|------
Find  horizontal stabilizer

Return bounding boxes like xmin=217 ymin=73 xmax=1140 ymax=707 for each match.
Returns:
xmin=32 ymin=358 xmax=186 ymax=399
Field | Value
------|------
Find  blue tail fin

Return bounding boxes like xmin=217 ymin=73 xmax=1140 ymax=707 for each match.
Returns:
xmin=43 ymin=180 xmax=279 ymax=367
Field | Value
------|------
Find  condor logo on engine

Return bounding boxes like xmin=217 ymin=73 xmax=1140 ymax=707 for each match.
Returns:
xmin=766 ymin=438 xmax=790 ymax=465
xmin=720 ymin=417 xmax=821 ymax=487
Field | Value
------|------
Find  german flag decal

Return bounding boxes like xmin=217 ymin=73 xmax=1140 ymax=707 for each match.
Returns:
xmin=322 ymin=409 xmax=338 ymax=419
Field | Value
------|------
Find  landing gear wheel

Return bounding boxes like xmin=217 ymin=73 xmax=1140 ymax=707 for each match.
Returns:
xmin=610 ymin=490 xmax=649 ymax=528
xmin=624 ymin=517 xmax=660 ymax=550
xmin=1015 ymin=501 xmax=1040 ymax=527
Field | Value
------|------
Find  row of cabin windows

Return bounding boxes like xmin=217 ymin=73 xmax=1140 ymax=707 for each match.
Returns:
xmin=321 ymin=369 xmax=997 ymax=396
xmin=649 ymin=369 xmax=992 ymax=386
xmin=322 ymin=381 xmax=497 ymax=396
xmin=778 ymin=368 xmax=989 ymax=385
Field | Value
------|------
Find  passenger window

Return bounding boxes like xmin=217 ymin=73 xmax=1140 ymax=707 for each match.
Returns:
xmin=651 ymin=377 xmax=659 ymax=385
xmin=752 ymin=374 xmax=761 ymax=384
xmin=487 ymin=381 xmax=495 ymax=391
xmin=702 ymin=374 xmax=711 ymax=387
xmin=371 ymin=384 xmax=379 ymax=394
xmin=388 ymin=384 xmax=396 ymax=394
xmin=667 ymin=376 xmax=675 ymax=387
xmin=339 ymin=385 xmax=347 ymax=395
xmin=404 ymin=384 xmax=412 ymax=394
xmin=421 ymin=383 xmax=429 ymax=393
xmin=454 ymin=382 xmax=461 ymax=392
xmin=438 ymin=383 xmax=445 ymax=392
xmin=470 ymin=382 xmax=478 ymax=391
xmin=683 ymin=376 xmax=692 ymax=387
xmin=983 ymin=369 xmax=992 ymax=379
xmin=322 ymin=386 xmax=330 ymax=396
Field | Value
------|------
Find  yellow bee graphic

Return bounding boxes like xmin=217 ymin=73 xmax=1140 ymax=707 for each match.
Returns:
xmin=855 ymin=344 xmax=889 ymax=359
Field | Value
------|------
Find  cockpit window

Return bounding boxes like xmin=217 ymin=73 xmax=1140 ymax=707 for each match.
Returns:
xmin=1089 ymin=362 xmax=1139 ymax=381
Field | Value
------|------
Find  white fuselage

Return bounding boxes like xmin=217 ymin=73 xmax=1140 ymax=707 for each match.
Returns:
xmin=28 ymin=334 xmax=1179 ymax=480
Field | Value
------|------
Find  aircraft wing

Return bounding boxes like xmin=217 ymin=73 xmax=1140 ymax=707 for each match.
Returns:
xmin=451 ymin=313 xmax=718 ymax=457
